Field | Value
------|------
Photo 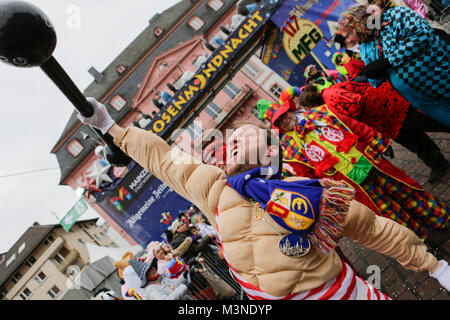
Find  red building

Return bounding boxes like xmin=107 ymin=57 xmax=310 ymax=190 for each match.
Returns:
xmin=52 ymin=0 xmax=289 ymax=246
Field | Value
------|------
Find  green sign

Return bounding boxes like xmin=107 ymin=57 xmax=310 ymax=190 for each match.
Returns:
xmin=60 ymin=198 xmax=88 ymax=232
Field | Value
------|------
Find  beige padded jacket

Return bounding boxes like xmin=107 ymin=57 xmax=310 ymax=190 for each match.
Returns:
xmin=114 ymin=127 xmax=438 ymax=297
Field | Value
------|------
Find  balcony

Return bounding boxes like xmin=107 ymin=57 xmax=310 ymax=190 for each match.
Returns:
xmin=56 ymin=249 xmax=80 ymax=274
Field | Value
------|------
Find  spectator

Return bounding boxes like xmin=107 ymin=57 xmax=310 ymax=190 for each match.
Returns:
xmin=127 ymin=257 xmax=188 ymax=300
xmin=337 ymin=5 xmax=449 ymax=127
xmin=191 ymin=213 xmax=219 ymax=240
xmin=171 ymin=219 xmax=213 ymax=260
xmin=145 ymin=241 xmax=173 ymax=277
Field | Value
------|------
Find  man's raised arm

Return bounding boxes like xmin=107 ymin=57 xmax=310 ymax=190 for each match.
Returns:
xmin=78 ymin=98 xmax=226 ymax=223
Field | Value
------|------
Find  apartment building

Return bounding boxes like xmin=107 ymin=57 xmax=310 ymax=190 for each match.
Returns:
xmin=0 ymin=219 xmax=116 ymax=300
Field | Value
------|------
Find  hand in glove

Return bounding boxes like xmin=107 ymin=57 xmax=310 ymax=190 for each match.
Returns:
xmin=77 ymin=98 xmax=116 ymax=135
xmin=359 ymin=58 xmax=391 ymax=80
xmin=429 ymin=260 xmax=450 ymax=291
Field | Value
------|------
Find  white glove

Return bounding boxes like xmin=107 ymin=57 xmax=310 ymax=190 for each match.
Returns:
xmin=77 ymin=97 xmax=115 ymax=135
xmin=429 ymin=260 xmax=450 ymax=291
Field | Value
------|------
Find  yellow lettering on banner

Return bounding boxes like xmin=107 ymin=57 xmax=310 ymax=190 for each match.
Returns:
xmin=231 ymin=37 xmax=242 ymax=49
xmin=238 ymin=28 xmax=249 ymax=39
xmin=203 ymin=63 xmax=217 ymax=78
xmin=195 ymin=74 xmax=207 ymax=90
xmin=282 ymin=18 xmax=323 ymax=65
xmin=174 ymin=95 xmax=187 ymax=110
xmin=153 ymin=120 xmax=165 ymax=133
xmin=184 ymin=85 xmax=199 ymax=100
xmin=211 ymin=55 xmax=223 ymax=68
xmin=243 ymin=19 xmax=257 ymax=33
xmin=166 ymin=105 xmax=179 ymax=117
xmin=219 ymin=44 xmax=233 ymax=59
xmin=251 ymin=11 xmax=263 ymax=22
xmin=162 ymin=112 xmax=171 ymax=124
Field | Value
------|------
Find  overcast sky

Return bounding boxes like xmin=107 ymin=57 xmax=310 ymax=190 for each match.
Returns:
xmin=0 ymin=0 xmax=181 ymax=253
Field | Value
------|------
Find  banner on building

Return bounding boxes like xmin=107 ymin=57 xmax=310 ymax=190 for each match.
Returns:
xmin=142 ymin=0 xmax=283 ymax=139
xmin=94 ymin=162 xmax=191 ymax=248
xmin=60 ymin=198 xmax=89 ymax=232
xmin=262 ymin=0 xmax=357 ymax=86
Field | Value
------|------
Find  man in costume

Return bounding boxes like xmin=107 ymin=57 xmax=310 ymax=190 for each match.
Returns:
xmin=297 ymin=81 xmax=450 ymax=183
xmin=257 ymin=92 xmax=449 ymax=247
xmin=77 ymin=97 xmax=450 ymax=300
xmin=336 ymin=5 xmax=449 ymax=127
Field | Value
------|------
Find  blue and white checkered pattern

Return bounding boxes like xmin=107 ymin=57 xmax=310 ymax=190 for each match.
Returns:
xmin=362 ymin=7 xmax=450 ymax=100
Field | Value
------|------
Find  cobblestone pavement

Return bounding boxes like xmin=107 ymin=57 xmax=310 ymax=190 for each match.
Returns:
xmin=338 ymin=132 xmax=450 ymax=300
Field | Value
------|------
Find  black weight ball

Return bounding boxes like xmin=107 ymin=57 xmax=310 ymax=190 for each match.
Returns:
xmin=0 ymin=1 xmax=56 ymax=67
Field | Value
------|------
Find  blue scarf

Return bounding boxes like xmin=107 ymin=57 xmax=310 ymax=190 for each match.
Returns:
xmin=227 ymin=167 xmax=355 ymax=255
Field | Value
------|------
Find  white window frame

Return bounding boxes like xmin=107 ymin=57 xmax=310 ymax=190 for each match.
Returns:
xmin=223 ymin=82 xmax=242 ymax=99
xmin=204 ymin=101 xmax=222 ymax=119
xmin=243 ymin=62 xmax=261 ymax=78
xmin=34 ymin=271 xmax=47 ymax=285
xmin=25 ymin=255 xmax=37 ymax=268
xmin=187 ymin=122 xmax=203 ymax=139
xmin=10 ymin=272 xmax=22 ymax=284
xmin=47 ymin=285 xmax=60 ymax=299
xmin=109 ymin=94 xmax=127 ymax=111
xmin=19 ymin=288 xmax=32 ymax=300
xmin=208 ymin=0 xmax=224 ymax=11
xmin=193 ymin=55 xmax=208 ymax=69
xmin=270 ymin=83 xmax=283 ymax=99
xmin=6 ymin=253 xmax=16 ymax=267
xmin=188 ymin=16 xmax=205 ymax=31
xmin=53 ymin=252 xmax=65 ymax=264
xmin=67 ymin=139 xmax=84 ymax=157
xmin=43 ymin=235 xmax=54 ymax=247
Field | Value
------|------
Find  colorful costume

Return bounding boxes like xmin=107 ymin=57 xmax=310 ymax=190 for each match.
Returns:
xmin=304 ymin=65 xmax=338 ymax=93
xmin=332 ymin=51 xmax=366 ymax=79
xmin=343 ymin=6 xmax=450 ymax=126
xmin=332 ymin=52 xmax=349 ymax=77
xmin=258 ymin=99 xmax=449 ymax=240
xmin=322 ymin=81 xmax=449 ymax=172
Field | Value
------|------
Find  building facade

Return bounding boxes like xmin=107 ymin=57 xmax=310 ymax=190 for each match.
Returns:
xmin=51 ymin=0 xmax=290 ymax=247
xmin=0 ymin=219 xmax=116 ymax=300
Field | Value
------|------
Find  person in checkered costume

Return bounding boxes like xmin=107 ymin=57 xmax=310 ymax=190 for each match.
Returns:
xmin=336 ymin=5 xmax=449 ymax=128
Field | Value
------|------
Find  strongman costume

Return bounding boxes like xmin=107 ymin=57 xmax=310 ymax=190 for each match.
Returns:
xmin=108 ymin=125 xmax=445 ymax=300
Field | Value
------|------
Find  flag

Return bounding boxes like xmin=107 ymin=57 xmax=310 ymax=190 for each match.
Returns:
xmin=60 ymin=198 xmax=88 ymax=232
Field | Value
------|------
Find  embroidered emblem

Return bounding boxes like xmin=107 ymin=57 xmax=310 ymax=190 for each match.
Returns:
xmin=305 ymin=143 xmax=325 ymax=162
xmin=322 ymin=126 xmax=344 ymax=142
xmin=266 ymin=189 xmax=315 ymax=232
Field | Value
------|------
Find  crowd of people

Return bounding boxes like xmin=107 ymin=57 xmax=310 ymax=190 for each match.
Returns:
xmin=85 ymin=1 xmax=449 ymax=300
xmin=98 ymin=207 xmax=237 ymax=300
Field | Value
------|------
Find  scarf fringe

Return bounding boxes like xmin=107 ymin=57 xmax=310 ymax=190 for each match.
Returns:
xmin=308 ymin=179 xmax=355 ymax=256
